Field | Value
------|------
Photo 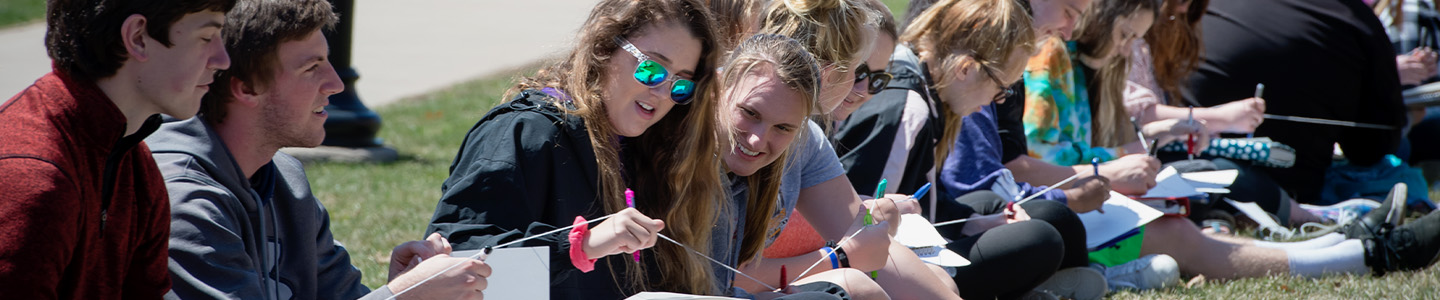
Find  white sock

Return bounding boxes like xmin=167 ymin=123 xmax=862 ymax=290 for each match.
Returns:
xmin=1253 ymin=233 xmax=1347 ymax=250
xmin=1285 ymin=239 xmax=1369 ymax=277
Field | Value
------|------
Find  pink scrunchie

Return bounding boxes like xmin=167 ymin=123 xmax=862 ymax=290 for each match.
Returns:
xmin=568 ymin=216 xmax=598 ymax=272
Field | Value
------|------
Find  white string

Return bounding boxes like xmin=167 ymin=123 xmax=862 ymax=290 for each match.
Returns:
xmin=385 ymin=213 xmax=617 ymax=300
xmin=930 ymin=173 xmax=1084 ymax=227
xmin=931 ymin=217 xmax=972 ymax=227
xmin=781 ymin=225 xmax=870 ymax=292
xmin=1263 ymin=114 xmax=1397 ymax=130
xmin=1015 ymin=173 xmax=1082 ymax=205
xmin=655 ymin=233 xmax=779 ymax=291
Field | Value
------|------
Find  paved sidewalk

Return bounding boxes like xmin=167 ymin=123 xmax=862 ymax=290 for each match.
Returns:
xmin=1 ymin=1 xmax=596 ymax=107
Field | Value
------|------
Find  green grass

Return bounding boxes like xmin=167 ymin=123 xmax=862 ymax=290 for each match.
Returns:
xmin=0 ymin=0 xmax=45 ymax=28
xmin=879 ymin=0 xmax=908 ymax=23
xmin=305 ymin=64 xmax=1440 ymax=295
xmin=306 ymin=65 xmax=532 ymax=288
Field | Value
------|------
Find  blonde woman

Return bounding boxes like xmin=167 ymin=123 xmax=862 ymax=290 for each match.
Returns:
xmin=712 ymin=33 xmax=886 ymax=300
xmin=426 ymin=0 xmax=730 ymax=298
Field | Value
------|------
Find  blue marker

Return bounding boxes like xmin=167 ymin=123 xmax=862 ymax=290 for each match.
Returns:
xmin=1091 ymin=157 xmax=1101 ymax=176
xmin=912 ymin=183 xmax=932 ymax=201
xmin=1090 ymin=158 xmax=1106 ymax=214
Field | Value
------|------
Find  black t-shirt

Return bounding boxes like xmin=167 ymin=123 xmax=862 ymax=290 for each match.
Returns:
xmin=1184 ymin=0 xmax=1406 ymax=201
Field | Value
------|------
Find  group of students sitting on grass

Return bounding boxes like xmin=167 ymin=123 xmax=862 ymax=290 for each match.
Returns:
xmin=3 ymin=0 xmax=1438 ymax=299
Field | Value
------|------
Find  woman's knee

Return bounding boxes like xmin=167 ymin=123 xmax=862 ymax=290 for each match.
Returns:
xmin=954 ymin=191 xmax=1008 ymax=215
xmin=832 ymin=268 xmax=890 ymax=300
xmin=971 ymin=221 xmax=1065 ymax=268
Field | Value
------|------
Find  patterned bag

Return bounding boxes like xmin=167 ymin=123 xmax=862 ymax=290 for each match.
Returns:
xmin=1158 ymin=137 xmax=1296 ymax=168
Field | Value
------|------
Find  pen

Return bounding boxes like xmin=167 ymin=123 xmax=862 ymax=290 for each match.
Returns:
xmin=865 ymin=179 xmax=885 ymax=279
xmin=1249 ymin=83 xmax=1264 ymax=139
xmin=1091 ymin=158 xmax=1105 ymax=214
xmin=912 ymin=183 xmax=932 ymax=202
xmin=1187 ymin=106 xmax=1196 ymax=160
xmin=625 ymin=189 xmax=641 ymax=263
xmin=780 ymin=265 xmax=788 ymax=289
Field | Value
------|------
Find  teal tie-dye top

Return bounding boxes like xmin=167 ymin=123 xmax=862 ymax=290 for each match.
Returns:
xmin=1022 ymin=40 xmax=1121 ymax=166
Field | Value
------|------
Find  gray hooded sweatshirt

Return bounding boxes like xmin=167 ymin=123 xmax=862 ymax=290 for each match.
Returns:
xmin=147 ymin=116 xmax=389 ymax=300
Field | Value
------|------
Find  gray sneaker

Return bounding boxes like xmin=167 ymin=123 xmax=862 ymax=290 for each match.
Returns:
xmin=1034 ymin=267 xmax=1107 ymax=300
xmin=1021 ymin=289 xmax=1059 ymax=300
xmin=1091 ymin=254 xmax=1180 ymax=292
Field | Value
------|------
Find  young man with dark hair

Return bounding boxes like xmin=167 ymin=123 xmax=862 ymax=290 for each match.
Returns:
xmin=0 ymin=0 xmax=234 ymax=298
xmin=147 ymin=0 xmax=489 ymax=299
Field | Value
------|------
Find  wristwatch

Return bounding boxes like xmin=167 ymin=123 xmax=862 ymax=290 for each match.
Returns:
xmin=824 ymin=241 xmax=851 ymax=268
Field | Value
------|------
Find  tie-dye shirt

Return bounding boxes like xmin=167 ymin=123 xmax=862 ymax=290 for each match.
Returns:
xmin=1022 ymin=39 xmax=1121 ymax=166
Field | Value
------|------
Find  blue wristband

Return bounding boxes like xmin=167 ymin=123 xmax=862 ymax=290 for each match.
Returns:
xmin=822 ymin=246 xmax=839 ymax=269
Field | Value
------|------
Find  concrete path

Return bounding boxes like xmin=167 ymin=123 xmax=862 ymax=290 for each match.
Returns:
xmin=1 ymin=0 xmax=597 ymax=107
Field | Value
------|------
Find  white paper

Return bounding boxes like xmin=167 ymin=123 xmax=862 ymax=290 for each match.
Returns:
xmin=1180 ymin=169 xmax=1239 ymax=191
xmin=1076 ymin=191 xmax=1164 ymax=249
xmin=911 ymin=245 xmax=971 ymax=267
xmin=453 ymin=247 xmax=550 ymax=300
xmin=1224 ymin=198 xmax=1292 ymax=240
xmin=1142 ymin=167 xmax=1203 ymax=198
xmin=895 ymin=214 xmax=951 ymax=247
xmin=625 ymin=292 xmax=746 ymax=300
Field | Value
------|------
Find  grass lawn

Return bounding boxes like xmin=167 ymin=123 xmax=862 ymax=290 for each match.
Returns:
xmin=306 ymin=65 xmax=535 ymax=288
xmin=307 ymin=65 xmax=1440 ymax=296
xmin=0 ymin=0 xmax=45 ymax=28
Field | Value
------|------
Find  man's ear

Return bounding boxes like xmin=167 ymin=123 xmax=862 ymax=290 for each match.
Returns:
xmin=119 ymin=14 xmax=150 ymax=62
xmin=229 ymin=77 xmax=262 ymax=108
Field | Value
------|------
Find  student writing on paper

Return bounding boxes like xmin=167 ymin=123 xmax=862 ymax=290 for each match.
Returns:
xmin=827 ymin=0 xmax=1114 ymax=298
xmin=425 ymin=0 xmax=731 ymax=298
xmin=737 ymin=1 xmax=964 ymax=298
xmin=992 ymin=0 xmax=1440 ymax=289
xmin=725 ymin=1 xmax=928 ymax=298
xmin=709 ymin=33 xmax=887 ymax=300
xmin=1122 ymin=0 xmax=1265 ymax=134
xmin=152 ymin=0 xmax=491 ymax=298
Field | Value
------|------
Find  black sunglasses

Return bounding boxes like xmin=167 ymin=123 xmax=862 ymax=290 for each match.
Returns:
xmin=854 ymin=63 xmax=893 ymax=95
xmin=980 ymin=64 xmax=1015 ymax=103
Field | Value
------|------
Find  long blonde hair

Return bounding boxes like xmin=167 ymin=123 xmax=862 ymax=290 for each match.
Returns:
xmin=718 ymin=33 xmax=823 ymax=267
xmin=511 ymin=0 xmax=726 ymax=294
xmin=1073 ymin=0 xmax=1157 ymax=148
xmin=759 ymin=0 xmax=876 ymax=70
xmin=902 ymin=0 xmax=1035 ymax=169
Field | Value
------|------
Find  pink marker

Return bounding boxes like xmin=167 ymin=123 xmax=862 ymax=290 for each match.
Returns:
xmin=625 ymin=189 xmax=641 ymax=262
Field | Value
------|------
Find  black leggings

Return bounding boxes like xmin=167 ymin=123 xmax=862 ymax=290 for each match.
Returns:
xmin=943 ymin=191 xmax=1089 ymax=299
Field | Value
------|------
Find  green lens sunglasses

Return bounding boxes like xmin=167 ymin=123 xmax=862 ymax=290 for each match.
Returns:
xmin=616 ymin=37 xmax=697 ymax=104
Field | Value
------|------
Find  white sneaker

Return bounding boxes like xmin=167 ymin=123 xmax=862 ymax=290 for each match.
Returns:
xmin=1092 ymin=254 xmax=1180 ymax=291
xmin=1034 ymin=267 xmax=1107 ymax=300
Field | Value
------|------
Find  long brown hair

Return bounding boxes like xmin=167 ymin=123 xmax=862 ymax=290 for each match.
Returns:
xmin=1073 ymin=0 xmax=1157 ymax=148
xmin=511 ymin=0 xmax=725 ymax=294
xmin=1144 ymin=0 xmax=1208 ymax=104
xmin=718 ymin=33 xmax=822 ymax=267
xmin=902 ymin=0 xmax=1035 ymax=168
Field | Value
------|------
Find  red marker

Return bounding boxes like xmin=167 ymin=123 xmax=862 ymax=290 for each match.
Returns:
xmin=780 ymin=265 xmax=788 ymax=289
xmin=626 ymin=189 xmax=641 ymax=263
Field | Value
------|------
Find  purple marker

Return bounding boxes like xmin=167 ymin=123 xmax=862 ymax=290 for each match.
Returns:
xmin=625 ymin=189 xmax=641 ymax=262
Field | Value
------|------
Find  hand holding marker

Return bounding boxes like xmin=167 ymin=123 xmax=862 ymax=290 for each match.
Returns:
xmin=625 ymin=189 xmax=640 ymax=263
xmin=1092 ymin=157 xmax=1105 ymax=214
xmin=1248 ymin=83 xmax=1263 ymax=139
xmin=866 ymin=179 xmax=886 ymax=279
